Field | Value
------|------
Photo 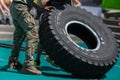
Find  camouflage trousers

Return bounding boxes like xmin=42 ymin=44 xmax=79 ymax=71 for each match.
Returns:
xmin=10 ymin=2 xmax=39 ymax=67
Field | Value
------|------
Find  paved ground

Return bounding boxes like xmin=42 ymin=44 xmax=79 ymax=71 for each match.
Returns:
xmin=0 ymin=40 xmax=120 ymax=80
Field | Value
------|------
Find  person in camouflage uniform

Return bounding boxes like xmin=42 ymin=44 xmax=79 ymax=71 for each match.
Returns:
xmin=8 ymin=0 xmax=50 ymax=75
xmin=8 ymin=0 xmax=81 ymax=75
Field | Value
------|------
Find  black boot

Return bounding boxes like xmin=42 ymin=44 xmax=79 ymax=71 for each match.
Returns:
xmin=8 ymin=56 xmax=22 ymax=71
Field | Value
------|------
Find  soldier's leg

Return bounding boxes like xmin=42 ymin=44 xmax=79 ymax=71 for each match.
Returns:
xmin=15 ymin=6 xmax=41 ymax=74
xmin=35 ymin=42 xmax=42 ymax=68
xmin=22 ymin=25 xmax=41 ymax=75
xmin=8 ymin=19 xmax=25 ymax=70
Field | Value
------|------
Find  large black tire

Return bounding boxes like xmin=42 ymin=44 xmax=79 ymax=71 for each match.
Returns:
xmin=39 ymin=6 xmax=119 ymax=78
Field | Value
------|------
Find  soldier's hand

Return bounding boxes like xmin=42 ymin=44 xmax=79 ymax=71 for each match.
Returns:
xmin=72 ymin=0 xmax=81 ymax=7
xmin=44 ymin=6 xmax=53 ymax=10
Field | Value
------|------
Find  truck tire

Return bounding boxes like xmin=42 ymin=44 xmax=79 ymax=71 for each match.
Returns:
xmin=39 ymin=6 xmax=119 ymax=78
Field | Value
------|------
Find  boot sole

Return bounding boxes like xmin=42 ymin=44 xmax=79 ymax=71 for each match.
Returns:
xmin=21 ymin=69 xmax=42 ymax=75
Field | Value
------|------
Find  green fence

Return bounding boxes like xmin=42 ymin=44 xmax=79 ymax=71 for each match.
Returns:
xmin=102 ymin=0 xmax=120 ymax=10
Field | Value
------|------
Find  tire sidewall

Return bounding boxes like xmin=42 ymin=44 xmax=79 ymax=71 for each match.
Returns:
xmin=49 ymin=6 xmax=117 ymax=64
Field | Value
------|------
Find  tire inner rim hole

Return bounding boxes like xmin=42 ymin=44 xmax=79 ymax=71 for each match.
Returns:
xmin=66 ymin=21 xmax=100 ymax=50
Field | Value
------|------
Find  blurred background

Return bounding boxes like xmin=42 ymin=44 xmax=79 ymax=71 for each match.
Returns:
xmin=0 ymin=0 xmax=120 ymax=40
xmin=0 ymin=0 xmax=103 ymax=25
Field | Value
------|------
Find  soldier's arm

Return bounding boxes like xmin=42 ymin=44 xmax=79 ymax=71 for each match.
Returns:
xmin=33 ymin=0 xmax=53 ymax=10
xmin=33 ymin=1 xmax=44 ymax=9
